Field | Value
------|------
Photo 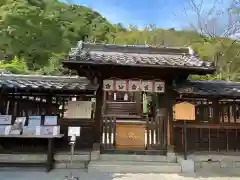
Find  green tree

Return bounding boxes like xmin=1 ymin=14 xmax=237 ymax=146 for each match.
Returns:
xmin=0 ymin=56 xmax=29 ymax=74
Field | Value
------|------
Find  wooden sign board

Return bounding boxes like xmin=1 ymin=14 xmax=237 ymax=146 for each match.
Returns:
xmin=174 ymin=102 xmax=195 ymax=121
xmin=65 ymin=101 xmax=92 ymax=119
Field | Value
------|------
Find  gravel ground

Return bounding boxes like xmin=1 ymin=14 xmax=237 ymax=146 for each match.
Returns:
xmin=0 ymin=168 xmax=240 ymax=180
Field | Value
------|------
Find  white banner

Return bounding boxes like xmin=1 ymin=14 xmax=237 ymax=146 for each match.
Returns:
xmin=128 ymin=80 xmax=141 ymax=91
xmin=115 ymin=80 xmax=127 ymax=91
xmin=103 ymin=79 xmax=114 ymax=91
xmin=154 ymin=81 xmax=165 ymax=93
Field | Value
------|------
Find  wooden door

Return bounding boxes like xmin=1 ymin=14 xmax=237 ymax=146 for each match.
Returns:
xmin=116 ymin=124 xmax=145 ymax=150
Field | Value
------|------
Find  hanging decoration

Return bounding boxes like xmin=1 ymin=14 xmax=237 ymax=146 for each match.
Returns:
xmin=103 ymin=79 xmax=165 ymax=93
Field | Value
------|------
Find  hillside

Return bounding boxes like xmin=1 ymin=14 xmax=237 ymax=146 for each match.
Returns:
xmin=0 ymin=0 xmax=120 ymax=73
xmin=0 ymin=0 xmax=239 ymax=80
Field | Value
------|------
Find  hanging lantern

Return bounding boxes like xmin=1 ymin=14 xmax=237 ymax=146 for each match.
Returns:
xmin=115 ymin=80 xmax=127 ymax=91
xmin=141 ymin=80 xmax=153 ymax=92
xmin=103 ymin=79 xmax=114 ymax=91
xmin=154 ymin=81 xmax=165 ymax=93
xmin=128 ymin=79 xmax=141 ymax=91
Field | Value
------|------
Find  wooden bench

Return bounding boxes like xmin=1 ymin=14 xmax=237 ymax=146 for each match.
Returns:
xmin=0 ymin=134 xmax=64 ymax=172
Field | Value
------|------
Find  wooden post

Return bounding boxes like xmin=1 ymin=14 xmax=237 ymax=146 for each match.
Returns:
xmin=135 ymin=92 xmax=142 ymax=116
xmin=165 ymin=82 xmax=174 ymax=150
xmin=212 ymin=99 xmax=219 ymax=124
xmin=94 ymin=79 xmax=103 ymax=143
xmin=183 ymin=120 xmax=187 ymax=160
xmin=46 ymin=96 xmax=52 ymax=115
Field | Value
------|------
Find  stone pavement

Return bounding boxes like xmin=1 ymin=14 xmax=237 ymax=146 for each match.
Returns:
xmin=0 ymin=168 xmax=240 ymax=180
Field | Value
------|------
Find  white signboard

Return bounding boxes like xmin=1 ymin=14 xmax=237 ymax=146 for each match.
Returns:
xmin=115 ymin=80 xmax=127 ymax=91
xmin=68 ymin=126 xmax=81 ymax=137
xmin=28 ymin=116 xmax=41 ymax=127
xmin=65 ymin=101 xmax=92 ymax=119
xmin=0 ymin=115 xmax=12 ymax=125
xmin=141 ymin=80 xmax=153 ymax=92
xmin=128 ymin=80 xmax=141 ymax=91
xmin=44 ymin=116 xmax=58 ymax=125
xmin=103 ymin=79 xmax=114 ymax=91
xmin=36 ymin=126 xmax=60 ymax=136
xmin=154 ymin=81 xmax=165 ymax=93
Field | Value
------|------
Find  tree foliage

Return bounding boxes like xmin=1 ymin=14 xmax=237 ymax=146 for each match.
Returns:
xmin=0 ymin=0 xmax=116 ymax=71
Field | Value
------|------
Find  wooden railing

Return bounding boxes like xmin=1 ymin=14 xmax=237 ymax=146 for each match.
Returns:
xmin=173 ymin=123 xmax=240 ymax=153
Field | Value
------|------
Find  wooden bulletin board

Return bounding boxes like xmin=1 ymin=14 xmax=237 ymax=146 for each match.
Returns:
xmin=64 ymin=101 xmax=92 ymax=119
xmin=174 ymin=102 xmax=195 ymax=121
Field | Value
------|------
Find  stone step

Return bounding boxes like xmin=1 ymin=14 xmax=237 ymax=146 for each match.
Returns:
xmin=54 ymin=153 xmax=91 ymax=162
xmin=100 ymin=154 xmax=168 ymax=162
xmin=54 ymin=162 xmax=87 ymax=169
xmin=88 ymin=161 xmax=181 ymax=173
xmin=0 ymin=154 xmax=47 ymax=162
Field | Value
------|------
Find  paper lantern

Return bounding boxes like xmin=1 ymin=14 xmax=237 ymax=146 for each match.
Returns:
xmin=141 ymin=80 xmax=153 ymax=92
xmin=154 ymin=81 xmax=165 ymax=93
xmin=128 ymin=80 xmax=141 ymax=91
xmin=103 ymin=79 xmax=114 ymax=91
xmin=115 ymin=80 xmax=127 ymax=91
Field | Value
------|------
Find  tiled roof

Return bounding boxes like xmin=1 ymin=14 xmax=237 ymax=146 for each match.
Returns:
xmin=175 ymin=80 xmax=240 ymax=97
xmin=0 ymin=73 xmax=98 ymax=91
xmin=65 ymin=41 xmax=215 ymax=71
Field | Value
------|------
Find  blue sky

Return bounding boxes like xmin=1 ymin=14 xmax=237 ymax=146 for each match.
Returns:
xmin=64 ymin=0 xmax=232 ymax=30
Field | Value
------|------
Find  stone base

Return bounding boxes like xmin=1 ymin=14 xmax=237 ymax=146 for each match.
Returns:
xmin=187 ymin=153 xmax=240 ymax=170
xmin=90 ymin=150 xmax=100 ymax=161
xmin=167 ymin=152 xmax=177 ymax=163
xmin=177 ymin=156 xmax=194 ymax=173
xmin=0 ymin=154 xmax=46 ymax=163
xmin=54 ymin=151 xmax=91 ymax=169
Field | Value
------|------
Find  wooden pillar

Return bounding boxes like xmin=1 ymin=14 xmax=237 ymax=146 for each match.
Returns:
xmin=135 ymin=92 xmax=142 ymax=116
xmin=165 ymin=82 xmax=174 ymax=151
xmin=94 ymin=80 xmax=103 ymax=143
xmin=212 ymin=99 xmax=219 ymax=124
xmin=46 ymin=96 xmax=53 ymax=115
xmin=12 ymin=93 xmax=17 ymax=123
